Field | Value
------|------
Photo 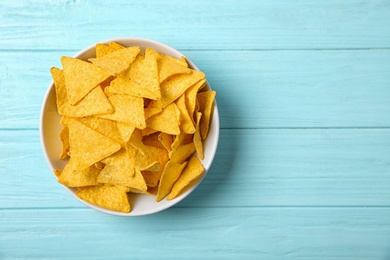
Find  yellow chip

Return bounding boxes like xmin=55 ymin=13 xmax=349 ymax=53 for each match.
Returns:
xmin=171 ymin=132 xmax=193 ymax=150
xmin=141 ymin=171 xmax=160 ymax=187
xmin=185 ymin=79 xmax=206 ymax=124
xmin=89 ymin=46 xmax=140 ymax=76
xmin=108 ymin=42 xmax=126 ymax=50
xmin=50 ymin=67 xmax=67 ymax=114
xmin=59 ymin=126 xmax=69 ymax=159
xmin=57 ymin=159 xmax=100 ymax=187
xmin=128 ymin=129 xmax=148 ymax=156
xmin=60 ymin=86 xmax=114 ymax=117
xmin=106 ymin=49 xmax=160 ymax=100
xmin=142 ymin=132 xmax=166 ymax=150
xmin=99 ymin=94 xmax=146 ymax=129
xmin=116 ymin=122 xmax=135 ymax=143
xmin=97 ymin=165 xmax=147 ymax=192
xmin=95 ymin=42 xmax=125 ymax=58
xmin=197 ymin=91 xmax=216 ymax=139
xmin=76 ymin=184 xmax=131 ymax=213
xmin=61 ymin=56 xmax=111 ymax=105
xmin=156 ymin=160 xmax=188 ymax=202
xmin=159 ymin=70 xmax=205 ymax=108
xmin=100 ymin=148 xmax=135 ymax=177
xmin=169 ymin=142 xmax=196 ymax=164
xmin=146 ymin=103 xmax=181 ymax=135
xmin=193 ymin=112 xmax=204 ymax=160
xmin=176 ymin=93 xmax=196 ymax=134
xmin=81 ymin=116 xmax=123 ymax=145
xmin=158 ymin=55 xmax=192 ymax=83
xmin=68 ymin=119 xmax=121 ymax=171
xmin=158 ymin=133 xmax=174 ymax=152
xmin=167 ymin=155 xmax=205 ymax=200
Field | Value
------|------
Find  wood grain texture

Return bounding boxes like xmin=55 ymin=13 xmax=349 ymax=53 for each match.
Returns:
xmin=1 ymin=129 xmax=389 ymax=209
xmin=0 ymin=0 xmax=389 ymax=258
xmin=0 ymin=208 xmax=389 ymax=259
xmin=1 ymin=49 xmax=390 ymax=129
xmin=0 ymin=0 xmax=389 ymax=50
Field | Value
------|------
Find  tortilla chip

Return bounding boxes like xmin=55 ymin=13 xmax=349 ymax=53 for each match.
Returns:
xmin=185 ymin=79 xmax=206 ymax=124
xmin=50 ymin=67 xmax=67 ymax=114
xmin=59 ymin=126 xmax=70 ymax=159
xmin=60 ymin=86 xmax=114 ymax=117
xmin=58 ymin=159 xmax=100 ymax=187
xmin=77 ymin=184 xmax=131 ymax=213
xmin=169 ymin=142 xmax=196 ymax=164
xmin=89 ymin=46 xmax=140 ymax=76
xmin=99 ymin=94 xmax=146 ymax=129
xmin=158 ymin=70 xmax=205 ymax=108
xmin=146 ymin=103 xmax=181 ymax=135
xmin=68 ymin=119 xmax=121 ymax=171
xmin=61 ymin=56 xmax=111 ymax=105
xmin=197 ymin=91 xmax=216 ymax=139
xmin=105 ymin=49 xmax=160 ymax=100
xmin=158 ymin=55 xmax=192 ymax=83
xmin=81 ymin=117 xmax=123 ymax=145
xmin=156 ymin=160 xmax=188 ymax=202
xmin=167 ymin=155 xmax=205 ymax=200
xmin=176 ymin=93 xmax=196 ymax=134
xmin=142 ymin=132 xmax=166 ymax=150
xmin=116 ymin=122 xmax=135 ymax=143
xmin=193 ymin=112 xmax=204 ymax=160
xmin=100 ymin=148 xmax=135 ymax=177
xmin=158 ymin=133 xmax=174 ymax=152
xmin=141 ymin=171 xmax=160 ymax=187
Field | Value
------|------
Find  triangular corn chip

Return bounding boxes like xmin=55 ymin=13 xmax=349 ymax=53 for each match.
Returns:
xmin=197 ymin=91 xmax=216 ymax=140
xmin=146 ymin=103 xmax=181 ymax=135
xmin=167 ymin=155 xmax=205 ymax=200
xmin=193 ymin=112 xmax=204 ymax=160
xmin=59 ymin=126 xmax=70 ymax=159
xmin=58 ymin=159 xmax=101 ymax=187
xmin=116 ymin=122 xmax=135 ymax=143
xmin=158 ymin=55 xmax=192 ymax=83
xmin=185 ymin=79 xmax=206 ymax=124
xmin=61 ymin=56 xmax=111 ymax=105
xmin=98 ymin=94 xmax=146 ymax=129
xmin=68 ymin=119 xmax=121 ymax=171
xmin=95 ymin=42 xmax=125 ymax=58
xmin=176 ymin=93 xmax=196 ymax=134
xmin=76 ymin=184 xmax=131 ymax=213
xmin=50 ymin=67 xmax=67 ymax=114
xmin=89 ymin=46 xmax=140 ymax=76
xmin=169 ymin=142 xmax=196 ymax=164
xmin=81 ymin=117 xmax=123 ymax=145
xmin=60 ymin=86 xmax=114 ymax=117
xmin=158 ymin=70 xmax=205 ymax=108
xmin=105 ymin=49 xmax=160 ymax=100
xmin=156 ymin=160 xmax=188 ymax=202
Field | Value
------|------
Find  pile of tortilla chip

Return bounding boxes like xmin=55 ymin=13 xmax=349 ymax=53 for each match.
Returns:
xmin=50 ymin=42 xmax=216 ymax=213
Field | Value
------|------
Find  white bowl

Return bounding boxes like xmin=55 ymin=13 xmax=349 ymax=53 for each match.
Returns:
xmin=40 ymin=37 xmax=219 ymax=216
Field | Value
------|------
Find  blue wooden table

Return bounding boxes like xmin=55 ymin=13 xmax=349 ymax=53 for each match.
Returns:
xmin=1 ymin=1 xmax=390 ymax=258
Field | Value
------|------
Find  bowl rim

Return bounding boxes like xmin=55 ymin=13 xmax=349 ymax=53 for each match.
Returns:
xmin=40 ymin=37 xmax=220 ymax=216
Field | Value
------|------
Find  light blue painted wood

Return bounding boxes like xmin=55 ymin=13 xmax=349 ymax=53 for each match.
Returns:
xmin=0 ymin=0 xmax=389 ymax=258
xmin=0 ymin=0 xmax=390 ymax=50
xmin=1 ymin=49 xmax=390 ymax=129
xmin=0 ymin=208 xmax=389 ymax=259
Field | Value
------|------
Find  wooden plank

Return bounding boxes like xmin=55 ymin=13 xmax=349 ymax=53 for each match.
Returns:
xmin=1 ymin=49 xmax=390 ymax=129
xmin=0 ymin=207 xmax=389 ymax=259
xmin=1 ymin=128 xmax=390 ymax=209
xmin=0 ymin=1 xmax=390 ymax=50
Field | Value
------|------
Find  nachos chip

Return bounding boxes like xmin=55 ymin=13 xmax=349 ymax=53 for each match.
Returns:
xmin=51 ymin=42 xmax=216 ymax=213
